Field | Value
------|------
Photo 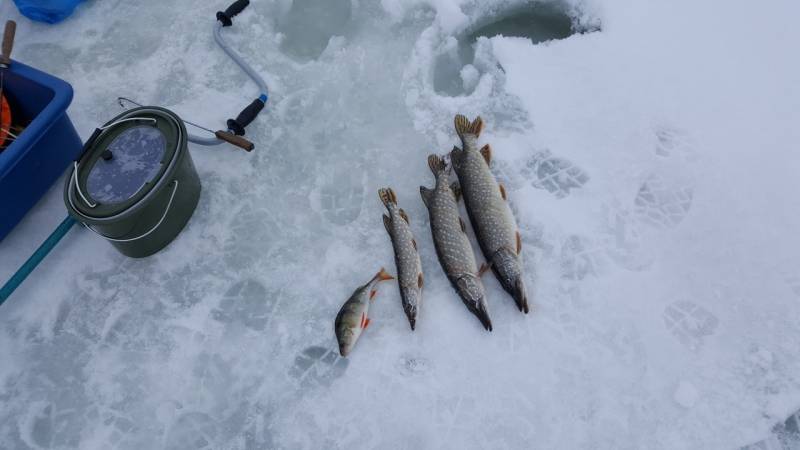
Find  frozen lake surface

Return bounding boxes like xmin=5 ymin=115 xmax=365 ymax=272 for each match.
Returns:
xmin=1 ymin=0 xmax=799 ymax=448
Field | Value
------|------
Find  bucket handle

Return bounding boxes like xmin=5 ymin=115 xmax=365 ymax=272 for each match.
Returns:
xmin=72 ymin=161 xmax=97 ymax=207
xmin=82 ymin=180 xmax=179 ymax=243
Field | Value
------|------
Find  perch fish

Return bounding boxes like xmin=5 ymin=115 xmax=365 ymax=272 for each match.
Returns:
xmin=335 ymin=268 xmax=394 ymax=357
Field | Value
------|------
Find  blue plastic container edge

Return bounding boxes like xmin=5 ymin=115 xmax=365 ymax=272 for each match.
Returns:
xmin=0 ymin=60 xmax=75 ymax=180
xmin=12 ymin=0 xmax=84 ymax=25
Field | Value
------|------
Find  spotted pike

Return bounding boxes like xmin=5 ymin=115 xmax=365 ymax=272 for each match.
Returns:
xmin=451 ymin=115 xmax=529 ymax=314
xmin=420 ymin=154 xmax=493 ymax=331
xmin=335 ymin=268 xmax=394 ymax=357
xmin=379 ymin=188 xmax=424 ymax=331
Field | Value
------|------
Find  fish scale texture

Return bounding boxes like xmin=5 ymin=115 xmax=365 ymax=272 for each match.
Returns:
xmin=455 ymin=147 xmax=517 ymax=256
xmin=382 ymin=195 xmax=423 ymax=329
xmin=425 ymin=181 xmax=479 ymax=278
xmin=385 ymin=205 xmax=420 ymax=289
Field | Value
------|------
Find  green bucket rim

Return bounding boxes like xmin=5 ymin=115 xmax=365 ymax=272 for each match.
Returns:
xmin=66 ymin=106 xmax=187 ymax=223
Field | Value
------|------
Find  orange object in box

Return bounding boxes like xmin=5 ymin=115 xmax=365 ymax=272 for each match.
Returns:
xmin=0 ymin=93 xmax=10 ymax=145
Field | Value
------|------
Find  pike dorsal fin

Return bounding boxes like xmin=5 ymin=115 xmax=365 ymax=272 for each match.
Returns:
xmin=480 ymin=144 xmax=492 ymax=165
xmin=420 ymin=186 xmax=432 ymax=208
xmin=450 ymin=146 xmax=464 ymax=168
xmin=383 ymin=214 xmax=391 ymax=234
xmin=451 ymin=182 xmax=461 ymax=202
xmin=399 ymin=208 xmax=410 ymax=224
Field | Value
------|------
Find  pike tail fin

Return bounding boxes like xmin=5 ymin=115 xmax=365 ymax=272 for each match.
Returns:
xmin=378 ymin=187 xmax=397 ymax=210
xmin=427 ymin=154 xmax=447 ymax=175
xmin=454 ymin=114 xmax=483 ymax=139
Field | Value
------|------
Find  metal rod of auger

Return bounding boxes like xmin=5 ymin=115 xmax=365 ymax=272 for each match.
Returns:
xmin=214 ymin=0 xmax=268 ymax=137
xmin=117 ymin=97 xmax=223 ymax=146
xmin=213 ymin=21 xmax=269 ymax=99
xmin=115 ymin=4 xmax=266 ymax=153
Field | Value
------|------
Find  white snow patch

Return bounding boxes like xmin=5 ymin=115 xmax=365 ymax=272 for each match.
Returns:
xmin=674 ymin=381 xmax=699 ymax=409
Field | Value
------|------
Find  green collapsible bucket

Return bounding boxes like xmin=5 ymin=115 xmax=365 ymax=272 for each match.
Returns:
xmin=64 ymin=107 xmax=201 ymax=258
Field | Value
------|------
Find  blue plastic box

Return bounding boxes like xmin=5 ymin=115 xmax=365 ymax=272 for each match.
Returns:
xmin=12 ymin=0 xmax=85 ymax=24
xmin=0 ymin=60 xmax=82 ymax=241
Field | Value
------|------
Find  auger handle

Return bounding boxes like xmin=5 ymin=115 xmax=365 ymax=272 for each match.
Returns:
xmin=1 ymin=21 xmax=16 ymax=66
xmin=215 ymin=130 xmax=254 ymax=151
xmin=226 ymin=98 xmax=265 ymax=136
xmin=216 ymin=0 xmax=250 ymax=27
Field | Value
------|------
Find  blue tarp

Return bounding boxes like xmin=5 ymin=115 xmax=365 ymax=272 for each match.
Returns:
xmin=12 ymin=0 xmax=84 ymax=24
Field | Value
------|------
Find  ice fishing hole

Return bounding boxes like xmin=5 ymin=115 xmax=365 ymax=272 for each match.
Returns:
xmin=278 ymin=0 xmax=353 ymax=61
xmin=433 ymin=2 xmax=598 ymax=96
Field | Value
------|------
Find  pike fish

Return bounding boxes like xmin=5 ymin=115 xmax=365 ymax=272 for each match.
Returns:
xmin=379 ymin=188 xmax=424 ymax=331
xmin=451 ymin=115 xmax=529 ymax=313
xmin=420 ymin=154 xmax=493 ymax=331
xmin=335 ymin=268 xmax=394 ymax=357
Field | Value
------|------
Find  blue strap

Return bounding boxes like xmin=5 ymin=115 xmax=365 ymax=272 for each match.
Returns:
xmin=0 ymin=216 xmax=76 ymax=306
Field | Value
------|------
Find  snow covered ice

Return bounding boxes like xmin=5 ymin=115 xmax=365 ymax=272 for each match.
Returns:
xmin=1 ymin=0 xmax=800 ymax=448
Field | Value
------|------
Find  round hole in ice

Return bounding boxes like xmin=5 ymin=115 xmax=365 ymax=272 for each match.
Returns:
xmin=278 ymin=0 xmax=353 ymax=62
xmin=433 ymin=2 xmax=590 ymax=96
